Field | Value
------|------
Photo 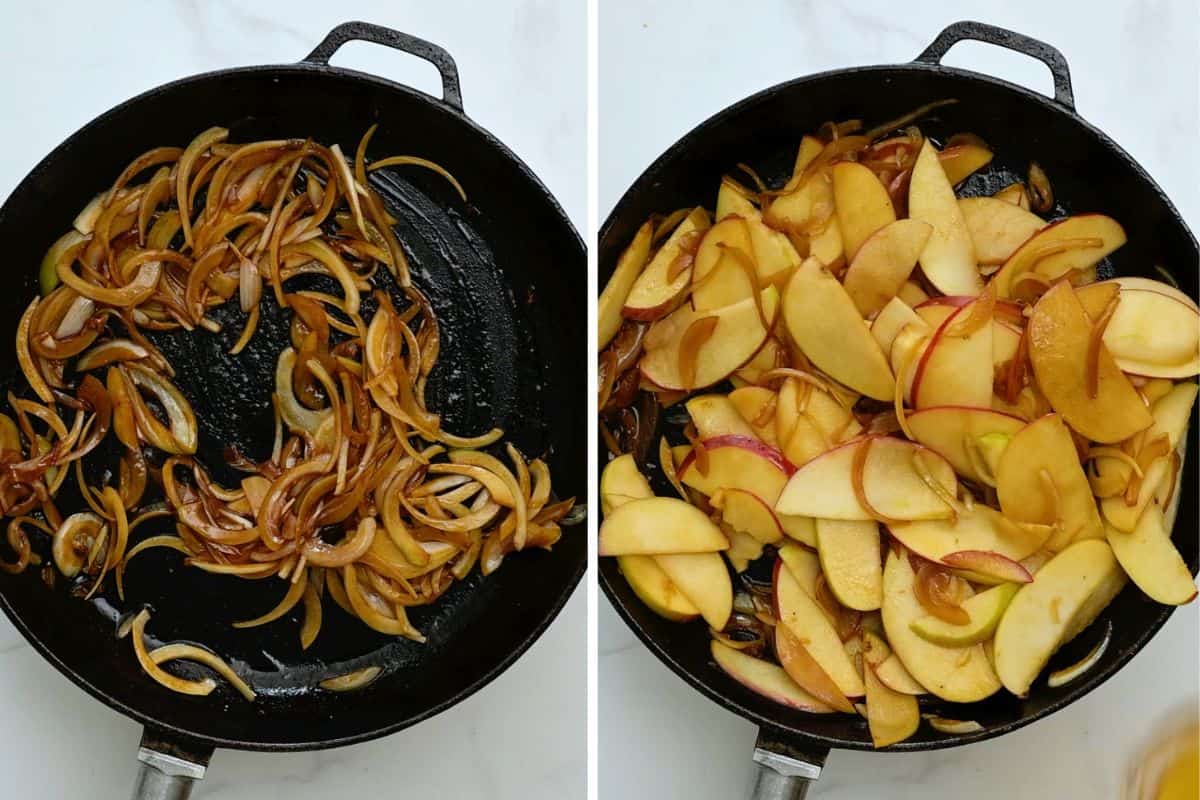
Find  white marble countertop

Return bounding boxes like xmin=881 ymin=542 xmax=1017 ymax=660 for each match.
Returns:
xmin=600 ymin=1 xmax=1198 ymax=798
xmin=0 ymin=2 xmax=583 ymax=798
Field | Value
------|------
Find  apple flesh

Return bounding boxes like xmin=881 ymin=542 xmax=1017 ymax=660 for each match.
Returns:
xmin=713 ymin=487 xmax=785 ymax=544
xmin=865 ymin=657 xmax=920 ymax=748
xmin=816 ymin=518 xmax=883 ymax=611
xmin=958 ymin=197 xmax=1046 ymax=265
xmin=775 ymin=623 xmax=856 ymax=713
xmin=910 ymin=300 xmax=994 ymax=410
xmin=710 ymin=639 xmax=834 ymax=713
xmin=897 ymin=280 xmax=929 ymax=307
xmin=678 ymin=435 xmax=793 ymax=504
xmin=908 ymin=140 xmax=982 ymax=296
xmin=941 ymin=550 xmax=1034 ymax=585
xmin=598 ymin=496 xmax=728 ymax=556
xmin=776 ymin=437 xmax=958 ymax=523
xmin=783 ymin=257 xmax=895 ymax=401
xmin=993 ymin=182 xmax=1030 ymax=209
xmin=842 ymin=219 xmax=933 ymax=317
xmin=1106 ymin=505 xmax=1196 ymax=605
xmin=778 ymin=542 xmax=821 ymax=595
xmin=870 ymin=298 xmax=928 ymax=358
xmin=775 ymin=560 xmax=865 ymax=697
xmin=938 ymin=143 xmax=993 ymax=186
xmin=874 ymin=654 xmax=927 ymax=696
xmin=905 ymin=406 xmax=1026 ymax=484
xmin=600 ymin=454 xmax=654 ymax=515
xmin=725 ymin=528 xmax=764 ymax=572
xmin=714 ymin=183 xmax=802 ymax=285
xmin=598 ymin=220 xmax=652 ymax=350
xmin=910 ymin=583 xmax=1019 ymax=647
xmin=617 ymin=555 xmax=700 ymax=622
xmin=888 ymin=504 xmax=1048 ymax=568
xmin=653 ymin=552 xmax=733 ymax=629
xmin=622 ymin=207 xmax=710 ymax=320
xmin=832 ymin=161 xmax=897 ymax=261
xmin=990 ymin=214 xmax=1127 ymax=299
xmin=686 ymin=394 xmax=759 ymax=441
xmin=691 ymin=215 xmax=757 ymax=311
xmin=728 ymin=385 xmax=780 ymax=446
xmin=640 ymin=286 xmax=780 ymax=391
xmin=1076 ymin=281 xmax=1200 ymax=378
xmin=1027 ymin=281 xmax=1153 ymax=443
xmin=731 ymin=337 xmax=787 ymax=387
xmin=881 ymin=549 xmax=1001 ymax=703
xmin=996 ymin=413 xmax=1104 ymax=550
xmin=993 ymin=540 xmax=1127 ymax=696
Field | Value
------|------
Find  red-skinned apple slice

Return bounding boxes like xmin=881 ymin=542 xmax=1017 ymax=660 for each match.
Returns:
xmin=775 ymin=560 xmax=865 ymax=697
xmin=1027 ymin=281 xmax=1153 ymax=443
xmin=618 ymin=555 xmax=700 ymax=622
xmin=816 ymin=519 xmax=883 ymax=611
xmin=775 ymin=437 xmax=957 ymax=522
xmin=640 ymin=286 xmax=779 ymax=391
xmin=908 ymin=140 xmax=981 ymax=296
xmin=686 ymin=394 xmax=759 ymax=441
xmin=990 ymin=214 xmax=1127 ymax=299
xmin=842 ymin=220 xmax=933 ymax=317
xmin=713 ymin=487 xmax=785 ymax=544
xmin=710 ymin=639 xmax=834 ymax=713
xmin=599 ymin=220 xmax=653 ymax=350
xmin=870 ymin=298 xmax=928 ymax=358
xmin=958 ymin=197 xmax=1047 ymax=265
xmin=653 ymin=552 xmax=733 ymax=629
xmin=691 ymin=215 xmax=756 ymax=311
xmin=1075 ymin=282 xmax=1199 ymax=377
xmin=888 ymin=504 xmax=1048 ymax=570
xmin=1106 ymin=506 xmax=1196 ymax=605
xmin=910 ymin=301 xmax=994 ymax=410
xmin=993 ymin=540 xmax=1126 ymax=696
xmin=622 ymin=207 xmax=710 ymax=320
xmin=905 ymin=406 xmax=1026 ymax=484
xmin=728 ymin=385 xmax=780 ymax=445
xmin=598 ymin=496 xmax=728 ymax=556
xmin=775 ymin=623 xmax=856 ymax=713
xmin=881 ymin=549 xmax=1001 ymax=703
xmin=678 ymin=435 xmax=793 ymax=505
xmin=783 ymin=257 xmax=895 ymax=401
xmin=832 ymin=161 xmax=897 ymax=261
xmin=940 ymin=550 xmax=1033 ymax=585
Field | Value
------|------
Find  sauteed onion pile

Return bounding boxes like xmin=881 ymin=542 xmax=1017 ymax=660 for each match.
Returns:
xmin=1 ymin=127 xmax=574 ymax=699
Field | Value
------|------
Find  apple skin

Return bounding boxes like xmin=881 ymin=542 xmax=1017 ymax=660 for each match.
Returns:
xmin=941 ymin=550 xmax=1033 ymax=585
xmin=677 ymin=435 xmax=795 ymax=480
xmin=710 ymin=639 xmax=835 ymax=713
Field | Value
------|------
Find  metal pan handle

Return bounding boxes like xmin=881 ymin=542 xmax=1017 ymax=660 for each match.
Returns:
xmin=748 ymin=728 xmax=829 ymax=800
xmin=914 ymin=20 xmax=1075 ymax=111
xmin=129 ymin=729 xmax=213 ymax=800
xmin=303 ymin=21 xmax=464 ymax=113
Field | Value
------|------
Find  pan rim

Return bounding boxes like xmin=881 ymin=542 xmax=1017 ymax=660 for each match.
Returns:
xmin=0 ymin=59 xmax=586 ymax=752
xmin=598 ymin=58 xmax=1197 ymax=754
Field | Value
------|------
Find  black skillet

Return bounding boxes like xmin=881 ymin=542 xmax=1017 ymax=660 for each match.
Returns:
xmin=598 ymin=21 xmax=1198 ymax=797
xmin=0 ymin=21 xmax=585 ymax=798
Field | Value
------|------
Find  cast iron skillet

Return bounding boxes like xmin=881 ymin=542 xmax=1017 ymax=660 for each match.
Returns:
xmin=0 ymin=21 xmax=585 ymax=798
xmin=599 ymin=21 xmax=1198 ymax=797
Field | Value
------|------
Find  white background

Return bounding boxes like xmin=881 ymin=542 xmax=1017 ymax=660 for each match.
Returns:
xmin=0 ymin=2 xmax=584 ymax=798
xmin=600 ymin=1 xmax=1198 ymax=798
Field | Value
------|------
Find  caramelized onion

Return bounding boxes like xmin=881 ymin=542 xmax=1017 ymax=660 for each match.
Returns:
xmin=1085 ymin=291 xmax=1120 ymax=399
xmin=913 ymin=561 xmax=970 ymax=625
xmin=1027 ymin=161 xmax=1053 ymax=213
xmin=677 ymin=316 xmax=719 ymax=391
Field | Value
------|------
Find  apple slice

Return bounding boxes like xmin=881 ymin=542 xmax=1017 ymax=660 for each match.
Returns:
xmin=617 ymin=555 xmax=700 ymax=622
xmin=990 ymin=214 xmax=1127 ymax=298
xmin=1107 ymin=506 xmax=1196 ymax=605
xmin=1110 ymin=276 xmax=1199 ymax=312
xmin=1076 ymin=282 xmax=1199 ymax=378
xmin=897 ymin=280 xmax=930 ymax=307
xmin=715 ymin=183 xmax=802 ymax=286
xmin=842 ymin=220 xmax=933 ymax=317
xmin=599 ymin=221 xmax=653 ymax=349
xmin=678 ymin=435 xmax=793 ymax=503
xmin=871 ymin=298 xmax=928 ymax=358
xmin=905 ymin=406 xmax=1026 ymax=484
xmin=783 ymin=136 xmax=825 ymax=189
xmin=775 ymin=560 xmax=865 ymax=697
xmin=941 ymin=550 xmax=1034 ymax=585
xmin=775 ymin=623 xmax=856 ymax=713
xmin=653 ymin=552 xmax=733 ymax=629
xmin=728 ymin=386 xmax=780 ymax=446
xmin=889 ymin=504 xmax=1048 ymax=567
xmin=600 ymin=453 xmax=654 ymax=515
xmin=731 ymin=337 xmax=786 ymax=387
xmin=910 ymin=301 xmax=994 ymax=410
xmin=992 ymin=320 xmax=1021 ymax=368
xmin=686 ymin=394 xmax=759 ymax=441
xmin=710 ymin=639 xmax=834 ymax=713
xmin=725 ymin=528 xmax=765 ymax=572
xmin=938 ymin=143 xmax=993 ymax=186
xmin=908 ymin=140 xmax=981 ymax=296
xmin=993 ymin=182 xmax=1030 ymax=209
xmin=775 ymin=437 xmax=957 ymax=522
xmin=766 ymin=170 xmax=846 ymax=270
xmin=832 ymin=161 xmax=897 ymax=261
xmin=993 ymin=540 xmax=1127 ymax=696
xmin=958 ymin=197 xmax=1047 ymax=265
xmin=881 ymin=550 xmax=1000 ymax=702
xmin=783 ymin=257 xmax=895 ymax=401
xmin=640 ymin=286 xmax=780 ymax=391
xmin=816 ymin=519 xmax=883 ymax=611
xmin=691 ymin=216 xmax=756 ymax=311
xmin=713 ymin=488 xmax=785 ymax=544
xmin=778 ymin=542 xmax=821 ymax=595
xmin=910 ymin=582 xmax=1019 ymax=647
xmin=874 ymin=654 xmax=927 ymax=696
xmin=780 ymin=515 xmax=817 ymax=548
xmin=996 ymin=413 xmax=1104 ymax=549
xmin=792 ymin=383 xmax=863 ymax=445
xmin=1028 ymin=281 xmax=1153 ymax=443
xmin=598 ymin=497 xmax=728 ymax=556
xmin=775 ymin=379 xmax=831 ymax=468
xmin=865 ymin=658 xmax=920 ymax=748
xmin=622 ymin=207 xmax=710 ymax=320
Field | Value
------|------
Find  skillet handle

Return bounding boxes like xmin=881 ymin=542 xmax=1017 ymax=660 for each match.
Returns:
xmin=914 ymin=21 xmax=1075 ymax=111
xmin=130 ymin=729 xmax=213 ymax=800
xmin=749 ymin=728 xmax=828 ymax=800
xmin=303 ymin=21 xmax=464 ymax=112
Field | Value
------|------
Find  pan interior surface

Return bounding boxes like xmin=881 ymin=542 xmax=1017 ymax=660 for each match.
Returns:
xmin=0 ymin=65 xmax=585 ymax=749
xmin=599 ymin=64 xmax=1198 ymax=752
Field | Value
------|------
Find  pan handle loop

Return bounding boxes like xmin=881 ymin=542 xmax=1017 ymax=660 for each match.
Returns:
xmin=914 ymin=21 xmax=1075 ymax=111
xmin=129 ymin=729 xmax=214 ymax=800
xmin=303 ymin=21 xmax=465 ymax=113
xmin=748 ymin=728 xmax=829 ymax=800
